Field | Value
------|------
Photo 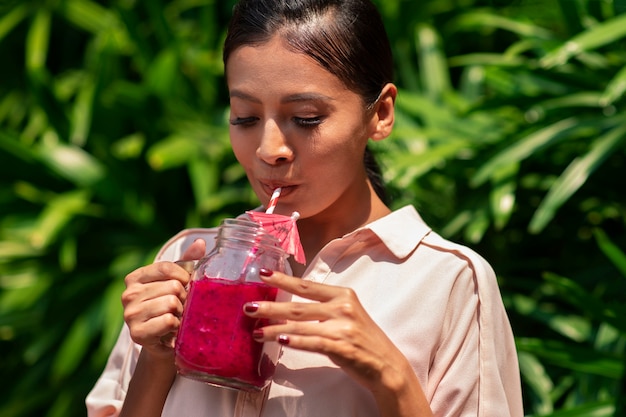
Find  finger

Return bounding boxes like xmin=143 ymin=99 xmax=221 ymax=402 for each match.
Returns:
xmin=253 ymin=325 xmax=348 ymax=358
xmin=260 ymin=271 xmax=341 ymax=302
xmin=253 ymin=320 xmax=340 ymax=342
xmin=244 ymin=300 xmax=328 ymax=322
xmin=159 ymin=332 xmax=177 ymax=349
xmin=122 ymin=278 xmax=187 ymax=308
xmin=181 ymin=238 xmax=206 ymax=261
xmin=125 ymin=261 xmax=192 ymax=287
xmin=253 ymin=321 xmax=385 ymax=379
xmin=127 ymin=312 xmax=182 ymax=347
xmin=124 ymin=290 xmax=186 ymax=320
xmin=174 ymin=239 xmax=206 ymax=275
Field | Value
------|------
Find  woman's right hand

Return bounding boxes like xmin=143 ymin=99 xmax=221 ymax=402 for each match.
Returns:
xmin=121 ymin=239 xmax=206 ymax=359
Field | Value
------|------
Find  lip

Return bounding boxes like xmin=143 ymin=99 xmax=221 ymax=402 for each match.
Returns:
xmin=259 ymin=181 xmax=297 ymax=199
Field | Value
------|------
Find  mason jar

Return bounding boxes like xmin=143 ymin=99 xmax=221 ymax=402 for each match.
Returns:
xmin=174 ymin=218 xmax=288 ymax=391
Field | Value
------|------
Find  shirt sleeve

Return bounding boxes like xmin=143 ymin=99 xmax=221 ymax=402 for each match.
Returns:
xmin=428 ymin=243 xmax=523 ymax=417
xmin=85 ymin=228 xmax=218 ymax=417
xmin=86 ymin=324 xmax=140 ymax=417
xmin=471 ymin=253 xmax=523 ymax=417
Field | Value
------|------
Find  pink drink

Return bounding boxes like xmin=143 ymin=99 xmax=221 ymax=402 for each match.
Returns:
xmin=175 ymin=276 xmax=279 ymax=391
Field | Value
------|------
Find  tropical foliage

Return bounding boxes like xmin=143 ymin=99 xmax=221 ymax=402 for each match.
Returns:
xmin=0 ymin=0 xmax=624 ymax=416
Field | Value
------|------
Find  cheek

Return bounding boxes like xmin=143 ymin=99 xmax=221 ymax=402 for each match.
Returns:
xmin=318 ymin=127 xmax=368 ymax=166
xmin=229 ymin=132 xmax=254 ymax=166
xmin=303 ymin=141 xmax=366 ymax=187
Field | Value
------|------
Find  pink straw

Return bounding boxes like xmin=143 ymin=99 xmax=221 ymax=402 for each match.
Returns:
xmin=265 ymin=187 xmax=282 ymax=214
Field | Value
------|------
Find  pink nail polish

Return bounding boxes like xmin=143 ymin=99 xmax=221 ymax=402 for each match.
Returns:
xmin=278 ymin=334 xmax=290 ymax=345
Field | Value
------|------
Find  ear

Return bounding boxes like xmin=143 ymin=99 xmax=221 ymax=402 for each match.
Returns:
xmin=368 ymin=83 xmax=397 ymax=142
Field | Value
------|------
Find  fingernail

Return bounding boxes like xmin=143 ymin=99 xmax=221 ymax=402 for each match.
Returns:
xmin=259 ymin=268 xmax=273 ymax=277
xmin=277 ymin=334 xmax=290 ymax=345
xmin=244 ymin=302 xmax=259 ymax=313
xmin=252 ymin=329 xmax=264 ymax=340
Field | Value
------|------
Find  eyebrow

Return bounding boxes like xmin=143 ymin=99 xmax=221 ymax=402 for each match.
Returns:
xmin=281 ymin=92 xmax=336 ymax=104
xmin=229 ymin=90 xmax=335 ymax=104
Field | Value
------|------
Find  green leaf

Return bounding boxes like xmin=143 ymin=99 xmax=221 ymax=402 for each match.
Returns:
xmin=146 ymin=48 xmax=180 ymax=97
xmin=59 ymin=236 xmax=77 ymax=272
xmin=529 ymin=121 xmax=626 ymax=233
xmin=37 ymin=140 xmax=106 ymax=187
xmin=0 ymin=272 xmax=51 ymax=315
xmin=483 ymin=66 xmax=573 ymax=97
xmin=391 ymin=141 xmax=470 ymax=187
xmin=111 ymin=132 xmax=146 ymax=160
xmin=471 ymin=117 xmax=579 ymax=187
xmin=450 ymin=10 xmax=554 ymax=40
xmin=0 ymin=241 xmax=42 ymax=258
xmin=540 ymin=13 xmax=626 ymax=68
xmin=529 ymin=400 xmax=614 ymax=417
xmin=511 ymin=293 xmax=592 ymax=343
xmin=25 ymin=8 xmax=51 ymax=72
xmin=0 ymin=2 xmax=29 ymax=42
xmin=518 ymin=351 xmax=554 ymax=415
xmin=463 ymin=206 xmax=490 ymax=243
xmin=395 ymin=89 xmax=454 ymax=125
xmin=69 ymin=75 xmax=96 ymax=146
xmin=95 ymin=278 xmax=125 ymax=361
xmin=415 ymin=24 xmax=451 ymax=101
xmin=188 ymin=156 xmax=219 ymax=209
xmin=488 ymin=162 xmax=519 ymax=230
xmin=29 ymin=190 xmax=92 ymax=249
xmin=57 ymin=0 xmax=117 ymax=34
xmin=593 ymin=228 xmax=626 ymax=278
xmin=0 ymin=131 xmax=38 ymax=163
xmin=516 ymin=337 xmax=623 ymax=379
xmin=147 ymin=135 xmax=199 ymax=170
xmin=600 ymin=64 xmax=626 ymax=106
xmin=51 ymin=304 xmax=100 ymax=380
xmin=448 ymin=52 xmax=526 ymax=68
xmin=526 ymin=92 xmax=604 ymax=122
xmin=542 ymin=272 xmax=625 ymax=333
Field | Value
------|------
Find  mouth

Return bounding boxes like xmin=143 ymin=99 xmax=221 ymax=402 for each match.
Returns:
xmin=260 ymin=181 xmax=296 ymax=199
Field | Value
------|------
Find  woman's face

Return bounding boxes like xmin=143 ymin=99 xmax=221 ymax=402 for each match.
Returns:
xmin=226 ymin=36 xmax=377 ymax=221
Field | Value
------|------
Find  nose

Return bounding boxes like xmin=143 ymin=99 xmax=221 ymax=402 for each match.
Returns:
xmin=257 ymin=121 xmax=294 ymax=165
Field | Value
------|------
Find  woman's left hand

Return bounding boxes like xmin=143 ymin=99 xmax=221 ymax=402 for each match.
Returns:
xmin=244 ymin=270 xmax=413 ymax=395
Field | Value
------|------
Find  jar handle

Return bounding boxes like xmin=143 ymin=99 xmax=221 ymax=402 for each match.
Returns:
xmin=174 ymin=260 xmax=197 ymax=274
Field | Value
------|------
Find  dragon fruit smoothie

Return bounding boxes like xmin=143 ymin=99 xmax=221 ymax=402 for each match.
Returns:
xmin=175 ymin=276 xmax=279 ymax=390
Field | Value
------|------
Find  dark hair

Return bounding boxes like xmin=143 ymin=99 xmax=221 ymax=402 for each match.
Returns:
xmin=223 ymin=0 xmax=393 ymax=203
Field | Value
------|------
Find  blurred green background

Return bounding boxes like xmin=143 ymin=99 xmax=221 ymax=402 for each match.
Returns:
xmin=1 ymin=0 xmax=625 ymax=416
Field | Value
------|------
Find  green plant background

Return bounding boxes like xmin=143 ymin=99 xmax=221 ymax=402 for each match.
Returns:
xmin=1 ymin=0 xmax=625 ymax=416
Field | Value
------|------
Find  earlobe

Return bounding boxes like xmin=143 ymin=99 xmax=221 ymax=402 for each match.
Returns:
xmin=369 ymin=83 xmax=397 ymax=142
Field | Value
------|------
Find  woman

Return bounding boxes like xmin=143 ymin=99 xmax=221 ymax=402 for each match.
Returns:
xmin=87 ymin=0 xmax=523 ymax=416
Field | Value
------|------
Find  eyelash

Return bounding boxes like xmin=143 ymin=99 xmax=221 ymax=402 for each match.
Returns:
xmin=229 ymin=117 xmax=324 ymax=129
xmin=230 ymin=117 xmax=257 ymax=127
xmin=294 ymin=117 xmax=323 ymax=128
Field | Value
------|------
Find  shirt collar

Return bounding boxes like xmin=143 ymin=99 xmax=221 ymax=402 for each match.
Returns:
xmin=247 ymin=205 xmax=432 ymax=260
xmin=357 ymin=205 xmax=432 ymax=259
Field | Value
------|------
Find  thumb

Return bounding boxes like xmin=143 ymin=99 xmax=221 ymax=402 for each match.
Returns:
xmin=174 ymin=239 xmax=206 ymax=274
xmin=181 ymin=238 xmax=206 ymax=261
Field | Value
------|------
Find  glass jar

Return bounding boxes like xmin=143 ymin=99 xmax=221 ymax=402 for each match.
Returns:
xmin=174 ymin=218 xmax=288 ymax=391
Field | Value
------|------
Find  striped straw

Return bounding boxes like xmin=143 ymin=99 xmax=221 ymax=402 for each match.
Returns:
xmin=265 ymin=187 xmax=282 ymax=214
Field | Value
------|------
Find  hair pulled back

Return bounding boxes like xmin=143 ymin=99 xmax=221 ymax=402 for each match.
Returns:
xmin=223 ymin=0 xmax=394 ymax=203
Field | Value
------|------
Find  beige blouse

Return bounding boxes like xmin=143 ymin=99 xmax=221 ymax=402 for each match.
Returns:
xmin=86 ymin=205 xmax=524 ymax=417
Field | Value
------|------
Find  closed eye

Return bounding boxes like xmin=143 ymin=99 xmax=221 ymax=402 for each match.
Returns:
xmin=294 ymin=117 xmax=324 ymax=128
xmin=230 ymin=117 xmax=258 ymax=127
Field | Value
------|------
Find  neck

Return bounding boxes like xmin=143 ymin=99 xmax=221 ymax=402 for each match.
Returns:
xmin=291 ymin=181 xmax=390 ymax=276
